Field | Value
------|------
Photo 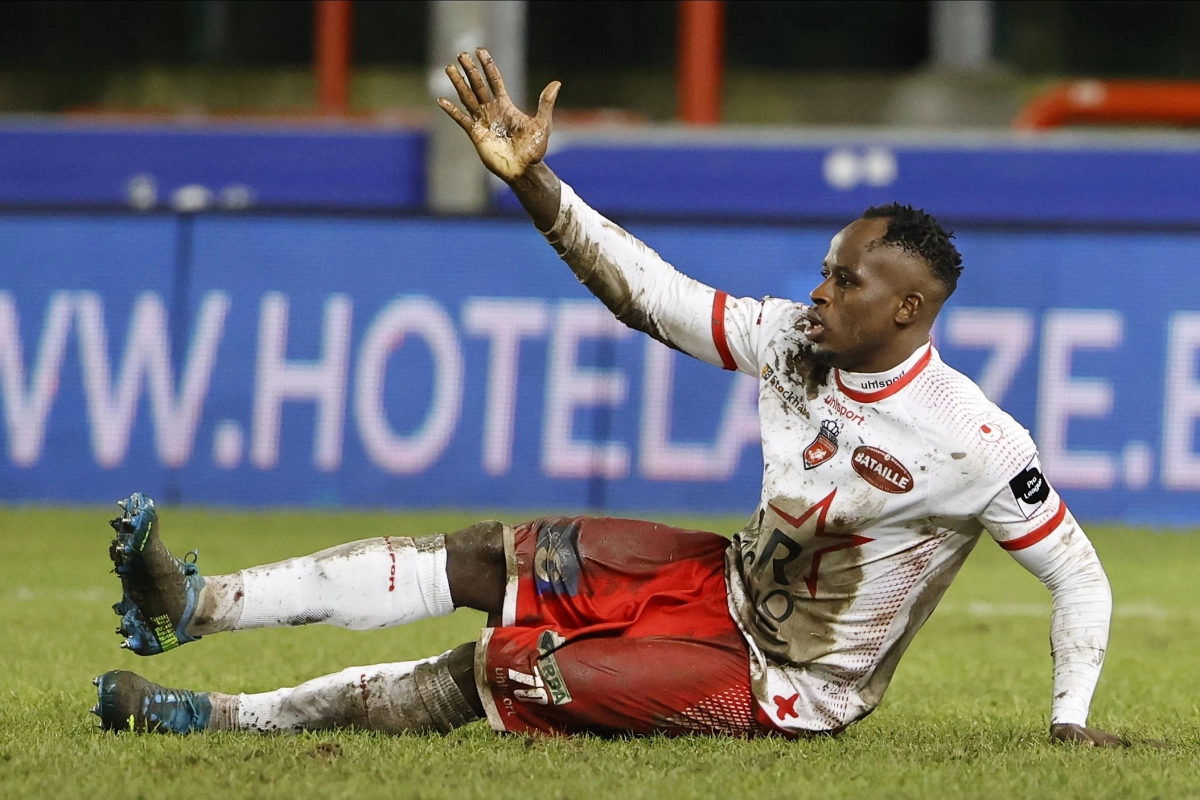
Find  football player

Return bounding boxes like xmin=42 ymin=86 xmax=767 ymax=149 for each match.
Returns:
xmin=92 ymin=50 xmax=1121 ymax=747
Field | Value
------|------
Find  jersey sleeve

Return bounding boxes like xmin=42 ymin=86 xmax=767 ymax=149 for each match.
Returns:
xmin=542 ymin=181 xmax=767 ymax=376
xmin=977 ymin=449 xmax=1112 ymax=727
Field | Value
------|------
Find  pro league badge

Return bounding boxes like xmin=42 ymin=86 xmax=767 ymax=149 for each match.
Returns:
xmin=804 ymin=419 xmax=842 ymax=469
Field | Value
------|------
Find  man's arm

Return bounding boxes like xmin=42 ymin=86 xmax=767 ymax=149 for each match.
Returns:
xmin=982 ymin=478 xmax=1124 ymax=747
xmin=1002 ymin=510 xmax=1123 ymax=746
xmin=437 ymin=49 xmax=765 ymax=374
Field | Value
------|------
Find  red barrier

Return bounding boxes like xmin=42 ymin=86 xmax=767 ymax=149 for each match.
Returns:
xmin=678 ymin=1 xmax=725 ymax=125
xmin=315 ymin=0 xmax=353 ymax=116
xmin=1014 ymin=80 xmax=1200 ymax=130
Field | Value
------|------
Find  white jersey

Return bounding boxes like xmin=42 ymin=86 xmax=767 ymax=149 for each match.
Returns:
xmin=543 ymin=182 xmax=1112 ymax=734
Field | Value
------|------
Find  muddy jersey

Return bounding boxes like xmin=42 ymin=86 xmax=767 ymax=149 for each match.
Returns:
xmin=542 ymin=182 xmax=1111 ymax=734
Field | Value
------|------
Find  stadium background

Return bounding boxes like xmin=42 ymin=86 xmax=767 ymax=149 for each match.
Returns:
xmin=3 ymin=1 xmax=1200 ymax=524
xmin=1 ymin=4 xmax=1198 ymax=798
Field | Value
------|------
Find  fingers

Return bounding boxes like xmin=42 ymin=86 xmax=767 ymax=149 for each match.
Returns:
xmin=458 ymin=51 xmax=492 ymax=106
xmin=478 ymin=48 xmax=508 ymax=100
xmin=445 ymin=64 xmax=480 ymax=116
xmin=536 ymin=81 xmax=562 ymax=126
xmin=436 ymin=97 xmax=474 ymax=134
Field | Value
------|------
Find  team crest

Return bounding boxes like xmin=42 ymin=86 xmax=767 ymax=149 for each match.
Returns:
xmin=803 ymin=419 xmax=842 ymax=469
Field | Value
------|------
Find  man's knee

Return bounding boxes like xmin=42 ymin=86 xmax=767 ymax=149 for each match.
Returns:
xmin=446 ymin=520 xmax=505 ymax=563
xmin=445 ymin=521 xmax=507 ymax=615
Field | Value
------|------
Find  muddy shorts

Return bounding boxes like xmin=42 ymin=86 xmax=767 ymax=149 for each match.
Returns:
xmin=474 ymin=516 xmax=782 ymax=737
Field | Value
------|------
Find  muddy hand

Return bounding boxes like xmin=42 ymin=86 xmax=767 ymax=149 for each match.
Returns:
xmin=437 ymin=48 xmax=561 ymax=183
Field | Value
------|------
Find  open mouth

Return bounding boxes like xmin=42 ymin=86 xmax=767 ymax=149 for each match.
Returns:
xmin=802 ymin=309 xmax=827 ymax=341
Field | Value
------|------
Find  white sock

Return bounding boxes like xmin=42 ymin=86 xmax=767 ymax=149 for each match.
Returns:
xmin=196 ymin=535 xmax=455 ymax=634
xmin=228 ymin=654 xmax=477 ymax=733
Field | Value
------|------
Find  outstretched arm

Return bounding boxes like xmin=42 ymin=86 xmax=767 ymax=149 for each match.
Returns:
xmin=437 ymin=49 xmax=766 ymax=375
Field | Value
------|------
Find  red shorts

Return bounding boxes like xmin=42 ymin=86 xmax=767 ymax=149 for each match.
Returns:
xmin=473 ymin=516 xmax=781 ymax=737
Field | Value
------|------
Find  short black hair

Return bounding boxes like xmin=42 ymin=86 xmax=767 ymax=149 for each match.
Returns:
xmin=861 ymin=202 xmax=963 ymax=298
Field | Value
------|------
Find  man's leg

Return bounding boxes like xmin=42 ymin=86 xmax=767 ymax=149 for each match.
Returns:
xmin=196 ymin=519 xmax=506 ymax=632
xmin=98 ymin=494 xmax=502 ymax=733
xmin=107 ymin=492 xmax=507 ymax=654
xmin=95 ymin=642 xmax=484 ymax=734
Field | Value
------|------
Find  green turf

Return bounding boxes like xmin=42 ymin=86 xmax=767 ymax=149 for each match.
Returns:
xmin=0 ymin=506 xmax=1197 ymax=799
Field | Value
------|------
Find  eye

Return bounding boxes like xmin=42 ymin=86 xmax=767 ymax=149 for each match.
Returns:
xmin=820 ymin=267 xmax=830 ymax=279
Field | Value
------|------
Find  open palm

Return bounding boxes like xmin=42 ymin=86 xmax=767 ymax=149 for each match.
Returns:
xmin=438 ymin=49 xmax=561 ymax=183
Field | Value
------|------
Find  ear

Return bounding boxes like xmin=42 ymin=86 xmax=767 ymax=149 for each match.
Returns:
xmin=895 ymin=293 xmax=924 ymax=326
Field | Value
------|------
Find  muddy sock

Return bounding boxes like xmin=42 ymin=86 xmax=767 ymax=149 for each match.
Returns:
xmin=189 ymin=535 xmax=454 ymax=635
xmin=228 ymin=653 xmax=479 ymax=734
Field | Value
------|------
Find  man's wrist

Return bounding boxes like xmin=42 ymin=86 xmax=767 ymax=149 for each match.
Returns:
xmin=510 ymin=162 xmax=561 ymax=232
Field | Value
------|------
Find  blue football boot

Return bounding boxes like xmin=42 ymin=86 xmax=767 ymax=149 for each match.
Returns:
xmin=92 ymin=671 xmax=211 ymax=734
xmin=108 ymin=492 xmax=204 ymax=655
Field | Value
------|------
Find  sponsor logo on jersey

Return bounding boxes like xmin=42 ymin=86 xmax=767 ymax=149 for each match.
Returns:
xmin=822 ymin=394 xmax=865 ymax=425
xmin=851 ymin=446 xmax=913 ymax=493
xmin=1009 ymin=457 xmax=1050 ymax=518
xmin=803 ymin=419 xmax=842 ymax=469
xmin=761 ymin=363 xmax=806 ymax=415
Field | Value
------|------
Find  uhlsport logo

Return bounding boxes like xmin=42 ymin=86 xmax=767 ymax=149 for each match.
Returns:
xmin=803 ymin=419 xmax=842 ymax=469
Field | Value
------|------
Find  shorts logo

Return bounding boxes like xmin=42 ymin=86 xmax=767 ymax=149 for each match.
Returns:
xmin=851 ymin=446 xmax=913 ymax=494
xmin=1009 ymin=457 xmax=1050 ymax=518
xmin=508 ymin=631 xmax=573 ymax=706
xmin=537 ymin=630 xmax=573 ymax=706
xmin=534 ymin=518 xmax=582 ymax=597
xmin=803 ymin=419 xmax=842 ymax=469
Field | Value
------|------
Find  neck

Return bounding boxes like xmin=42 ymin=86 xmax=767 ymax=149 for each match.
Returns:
xmin=834 ymin=342 xmax=932 ymax=401
xmin=844 ymin=334 xmax=931 ymax=374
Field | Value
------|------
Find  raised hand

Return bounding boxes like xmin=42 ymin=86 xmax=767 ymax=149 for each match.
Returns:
xmin=437 ymin=48 xmax=561 ymax=184
xmin=1050 ymin=722 xmax=1130 ymax=747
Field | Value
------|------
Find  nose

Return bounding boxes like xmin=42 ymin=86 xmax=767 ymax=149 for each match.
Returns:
xmin=809 ymin=275 xmax=833 ymax=306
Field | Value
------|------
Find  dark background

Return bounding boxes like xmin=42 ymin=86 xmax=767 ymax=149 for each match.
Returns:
xmin=0 ymin=0 xmax=1197 ymax=76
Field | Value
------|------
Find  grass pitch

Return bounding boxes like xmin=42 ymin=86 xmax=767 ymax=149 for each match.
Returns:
xmin=0 ymin=506 xmax=1197 ymax=799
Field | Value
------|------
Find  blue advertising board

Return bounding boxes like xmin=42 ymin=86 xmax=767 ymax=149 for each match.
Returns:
xmin=508 ymin=131 xmax=1200 ymax=226
xmin=0 ymin=120 xmax=426 ymax=211
xmin=2 ymin=120 xmax=1199 ymax=226
xmin=2 ymin=212 xmax=1200 ymax=522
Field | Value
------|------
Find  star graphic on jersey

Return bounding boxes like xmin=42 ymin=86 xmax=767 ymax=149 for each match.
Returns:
xmin=768 ymin=489 xmax=875 ymax=599
xmin=773 ymin=693 xmax=800 ymax=720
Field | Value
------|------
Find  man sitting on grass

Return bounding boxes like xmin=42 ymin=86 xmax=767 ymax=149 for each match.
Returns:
xmin=92 ymin=50 xmax=1121 ymax=746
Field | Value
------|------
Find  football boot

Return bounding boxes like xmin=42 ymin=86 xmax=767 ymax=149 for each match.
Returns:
xmin=108 ymin=492 xmax=204 ymax=655
xmin=92 ymin=670 xmax=211 ymax=734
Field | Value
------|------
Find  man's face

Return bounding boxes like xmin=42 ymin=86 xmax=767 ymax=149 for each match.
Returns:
xmin=804 ymin=217 xmax=931 ymax=372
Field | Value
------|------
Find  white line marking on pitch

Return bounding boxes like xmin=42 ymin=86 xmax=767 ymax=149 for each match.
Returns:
xmin=940 ymin=601 xmax=1174 ymax=619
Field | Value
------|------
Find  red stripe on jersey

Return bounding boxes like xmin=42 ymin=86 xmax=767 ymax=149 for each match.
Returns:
xmin=835 ymin=345 xmax=933 ymax=403
xmin=711 ymin=290 xmax=737 ymax=371
xmin=998 ymin=502 xmax=1067 ymax=551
